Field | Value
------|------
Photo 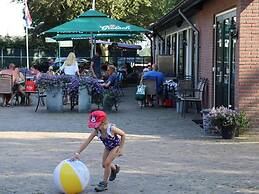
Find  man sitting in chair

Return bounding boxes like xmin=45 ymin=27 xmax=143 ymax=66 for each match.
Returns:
xmin=143 ymin=64 xmax=165 ymax=106
xmin=100 ymin=65 xmax=117 ymax=88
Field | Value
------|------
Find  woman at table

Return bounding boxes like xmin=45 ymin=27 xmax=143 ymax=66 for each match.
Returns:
xmin=13 ymin=67 xmax=26 ymax=104
xmin=59 ymin=52 xmax=80 ymax=76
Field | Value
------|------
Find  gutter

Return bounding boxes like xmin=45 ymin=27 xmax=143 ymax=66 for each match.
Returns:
xmin=178 ymin=9 xmax=200 ymax=85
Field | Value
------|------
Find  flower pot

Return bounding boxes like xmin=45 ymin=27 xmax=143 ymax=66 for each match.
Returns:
xmin=46 ymin=87 xmax=63 ymax=112
xmin=221 ymin=127 xmax=235 ymax=139
xmin=103 ymin=94 xmax=115 ymax=112
xmin=78 ymin=86 xmax=91 ymax=113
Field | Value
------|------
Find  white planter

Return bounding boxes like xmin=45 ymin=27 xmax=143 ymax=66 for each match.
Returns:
xmin=46 ymin=87 xmax=63 ymax=112
xmin=78 ymin=86 xmax=91 ymax=113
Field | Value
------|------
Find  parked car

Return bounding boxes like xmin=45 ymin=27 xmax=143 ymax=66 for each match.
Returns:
xmin=53 ymin=57 xmax=90 ymax=71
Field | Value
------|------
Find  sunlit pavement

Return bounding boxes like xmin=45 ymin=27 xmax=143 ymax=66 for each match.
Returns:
xmin=0 ymin=87 xmax=259 ymax=194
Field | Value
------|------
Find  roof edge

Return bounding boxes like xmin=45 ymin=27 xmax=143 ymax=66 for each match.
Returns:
xmin=150 ymin=0 xmax=205 ymax=30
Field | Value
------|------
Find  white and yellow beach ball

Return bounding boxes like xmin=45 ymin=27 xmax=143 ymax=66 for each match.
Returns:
xmin=53 ymin=159 xmax=90 ymax=194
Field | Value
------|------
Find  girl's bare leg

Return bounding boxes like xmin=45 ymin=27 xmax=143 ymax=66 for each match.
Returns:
xmin=103 ymin=146 xmax=120 ymax=182
xmin=102 ymin=148 xmax=116 ymax=172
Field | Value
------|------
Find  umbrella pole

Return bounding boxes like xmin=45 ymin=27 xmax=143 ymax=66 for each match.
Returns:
xmin=90 ymin=33 xmax=94 ymax=58
xmin=58 ymin=42 xmax=61 ymax=66
xmin=94 ymin=38 xmax=97 ymax=55
xmin=92 ymin=0 xmax=96 ymax=10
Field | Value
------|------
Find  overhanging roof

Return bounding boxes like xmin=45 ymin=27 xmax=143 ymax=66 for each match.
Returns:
xmin=150 ymin=0 xmax=206 ymax=31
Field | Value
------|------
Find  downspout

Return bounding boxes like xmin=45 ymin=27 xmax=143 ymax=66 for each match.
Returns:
xmin=145 ymin=33 xmax=153 ymax=65
xmin=178 ymin=9 xmax=200 ymax=86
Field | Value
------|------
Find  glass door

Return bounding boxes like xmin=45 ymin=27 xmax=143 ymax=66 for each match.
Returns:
xmin=178 ymin=30 xmax=187 ymax=79
xmin=215 ymin=10 xmax=236 ymax=107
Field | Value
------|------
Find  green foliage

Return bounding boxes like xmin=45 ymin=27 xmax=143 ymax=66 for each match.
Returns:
xmin=236 ymin=111 xmax=250 ymax=134
xmin=15 ymin=0 xmax=181 ymax=31
xmin=11 ymin=0 xmax=181 ymax=48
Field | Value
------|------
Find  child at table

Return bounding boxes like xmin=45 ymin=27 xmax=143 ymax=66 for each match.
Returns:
xmin=72 ymin=110 xmax=126 ymax=192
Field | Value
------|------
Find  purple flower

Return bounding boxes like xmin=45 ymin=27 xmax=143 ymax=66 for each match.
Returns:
xmin=208 ymin=106 xmax=240 ymax=130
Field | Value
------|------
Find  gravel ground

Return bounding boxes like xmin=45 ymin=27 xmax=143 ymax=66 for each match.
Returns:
xmin=0 ymin=87 xmax=259 ymax=194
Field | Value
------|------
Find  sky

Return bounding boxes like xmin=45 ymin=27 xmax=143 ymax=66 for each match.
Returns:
xmin=0 ymin=0 xmax=25 ymax=36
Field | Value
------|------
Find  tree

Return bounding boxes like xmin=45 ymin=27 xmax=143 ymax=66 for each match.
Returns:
xmin=15 ymin=0 xmax=181 ymax=32
xmin=11 ymin=0 xmax=180 ymax=49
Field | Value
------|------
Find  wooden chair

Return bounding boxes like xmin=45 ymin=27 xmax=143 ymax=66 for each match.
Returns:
xmin=142 ymin=78 xmax=158 ymax=106
xmin=0 ymin=74 xmax=13 ymax=93
xmin=0 ymin=74 xmax=13 ymax=105
xmin=179 ymin=78 xmax=207 ymax=118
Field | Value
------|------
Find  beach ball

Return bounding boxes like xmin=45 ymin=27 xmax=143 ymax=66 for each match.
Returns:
xmin=53 ymin=159 xmax=90 ymax=194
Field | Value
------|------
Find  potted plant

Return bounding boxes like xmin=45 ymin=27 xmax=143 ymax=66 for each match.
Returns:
xmin=36 ymin=74 xmax=70 ymax=112
xmin=103 ymin=87 xmax=119 ymax=112
xmin=235 ymin=111 xmax=250 ymax=137
xmin=78 ymin=76 xmax=101 ymax=113
xmin=208 ymin=106 xmax=240 ymax=139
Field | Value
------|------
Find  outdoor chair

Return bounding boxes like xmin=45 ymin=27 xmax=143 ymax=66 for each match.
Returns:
xmin=142 ymin=78 xmax=158 ymax=107
xmin=0 ymin=74 xmax=17 ymax=106
xmin=178 ymin=78 xmax=207 ymax=118
xmin=176 ymin=79 xmax=193 ymax=98
xmin=114 ymin=71 xmax=124 ymax=97
xmin=0 ymin=74 xmax=13 ymax=93
xmin=70 ymin=91 xmax=78 ymax=110
xmin=35 ymin=88 xmax=47 ymax=112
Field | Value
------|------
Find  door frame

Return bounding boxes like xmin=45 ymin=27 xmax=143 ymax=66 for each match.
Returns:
xmin=213 ymin=8 xmax=237 ymax=107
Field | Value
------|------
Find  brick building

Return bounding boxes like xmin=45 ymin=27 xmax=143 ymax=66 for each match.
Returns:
xmin=150 ymin=0 xmax=259 ymax=130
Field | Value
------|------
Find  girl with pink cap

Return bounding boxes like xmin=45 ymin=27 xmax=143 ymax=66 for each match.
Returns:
xmin=72 ymin=110 xmax=126 ymax=192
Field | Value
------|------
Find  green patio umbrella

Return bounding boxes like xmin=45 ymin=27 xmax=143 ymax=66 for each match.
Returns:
xmin=43 ymin=9 xmax=150 ymax=35
xmin=52 ymin=33 xmax=135 ymax=41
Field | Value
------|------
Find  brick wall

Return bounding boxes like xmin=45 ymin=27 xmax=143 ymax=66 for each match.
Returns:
xmin=237 ymin=0 xmax=259 ymax=130
xmin=196 ymin=0 xmax=236 ymax=107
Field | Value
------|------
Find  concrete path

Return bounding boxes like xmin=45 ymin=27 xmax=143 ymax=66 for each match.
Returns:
xmin=0 ymin=87 xmax=259 ymax=194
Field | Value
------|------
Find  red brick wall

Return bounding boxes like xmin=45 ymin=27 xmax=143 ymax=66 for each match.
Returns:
xmin=237 ymin=0 xmax=259 ymax=130
xmin=196 ymin=0 xmax=236 ymax=107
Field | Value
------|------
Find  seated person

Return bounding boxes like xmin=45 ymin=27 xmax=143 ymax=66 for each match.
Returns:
xmin=47 ymin=66 xmax=55 ymax=76
xmin=30 ymin=65 xmax=41 ymax=79
xmin=13 ymin=67 xmax=26 ymax=104
xmin=143 ymin=64 xmax=165 ymax=106
xmin=100 ymin=65 xmax=117 ymax=89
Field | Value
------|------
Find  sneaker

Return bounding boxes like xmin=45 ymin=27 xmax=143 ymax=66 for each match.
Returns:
xmin=109 ymin=165 xmax=120 ymax=181
xmin=95 ymin=181 xmax=108 ymax=192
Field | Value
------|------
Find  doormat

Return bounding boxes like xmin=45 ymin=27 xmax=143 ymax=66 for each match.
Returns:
xmin=192 ymin=119 xmax=203 ymax=128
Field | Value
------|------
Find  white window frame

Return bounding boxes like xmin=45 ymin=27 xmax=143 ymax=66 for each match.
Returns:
xmin=166 ymin=27 xmax=193 ymax=77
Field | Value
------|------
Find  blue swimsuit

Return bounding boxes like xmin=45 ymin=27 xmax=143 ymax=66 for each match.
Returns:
xmin=97 ymin=124 xmax=120 ymax=151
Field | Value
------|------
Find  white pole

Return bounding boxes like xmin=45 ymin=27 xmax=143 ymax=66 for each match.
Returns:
xmin=25 ymin=26 xmax=29 ymax=69
xmin=1 ymin=48 xmax=3 ymax=68
xmin=92 ymin=0 xmax=96 ymax=10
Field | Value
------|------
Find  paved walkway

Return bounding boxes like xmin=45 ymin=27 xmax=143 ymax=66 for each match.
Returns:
xmin=0 ymin=87 xmax=259 ymax=194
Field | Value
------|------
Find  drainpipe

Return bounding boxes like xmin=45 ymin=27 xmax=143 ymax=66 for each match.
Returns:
xmin=145 ymin=33 xmax=153 ymax=65
xmin=178 ymin=9 xmax=200 ymax=86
